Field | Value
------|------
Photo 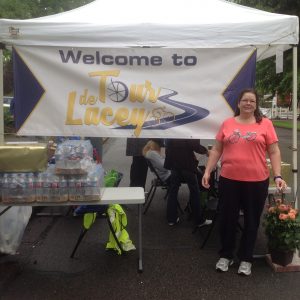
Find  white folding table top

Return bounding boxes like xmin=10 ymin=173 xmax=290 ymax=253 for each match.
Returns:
xmin=0 ymin=187 xmax=145 ymax=206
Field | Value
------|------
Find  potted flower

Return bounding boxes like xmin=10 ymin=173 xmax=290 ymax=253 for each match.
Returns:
xmin=263 ymin=198 xmax=300 ymax=266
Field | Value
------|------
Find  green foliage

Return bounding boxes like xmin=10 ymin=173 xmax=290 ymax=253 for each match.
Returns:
xmin=0 ymin=0 xmax=94 ymax=95
xmin=0 ymin=0 xmax=94 ymax=19
xmin=234 ymin=0 xmax=300 ymax=15
xmin=234 ymin=1 xmax=300 ymax=100
xmin=263 ymin=199 xmax=300 ymax=251
xmin=272 ymin=120 xmax=300 ymax=130
xmin=3 ymin=106 xmax=15 ymax=133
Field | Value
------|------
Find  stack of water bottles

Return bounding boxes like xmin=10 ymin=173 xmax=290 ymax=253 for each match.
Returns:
xmin=0 ymin=139 xmax=104 ymax=204
xmin=53 ymin=139 xmax=104 ymax=202
xmin=55 ymin=139 xmax=94 ymax=174
xmin=1 ymin=172 xmax=36 ymax=203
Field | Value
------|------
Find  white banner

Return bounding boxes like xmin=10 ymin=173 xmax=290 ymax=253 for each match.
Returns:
xmin=13 ymin=47 xmax=256 ymax=138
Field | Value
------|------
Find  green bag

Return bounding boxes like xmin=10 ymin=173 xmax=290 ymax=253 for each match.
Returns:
xmin=104 ymin=169 xmax=122 ymax=187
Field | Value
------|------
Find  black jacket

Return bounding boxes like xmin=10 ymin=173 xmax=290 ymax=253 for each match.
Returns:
xmin=164 ymin=139 xmax=207 ymax=173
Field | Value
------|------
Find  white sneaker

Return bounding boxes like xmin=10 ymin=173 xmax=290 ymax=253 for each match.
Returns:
xmin=197 ymin=219 xmax=213 ymax=228
xmin=238 ymin=261 xmax=252 ymax=276
xmin=216 ymin=258 xmax=233 ymax=272
xmin=168 ymin=217 xmax=180 ymax=226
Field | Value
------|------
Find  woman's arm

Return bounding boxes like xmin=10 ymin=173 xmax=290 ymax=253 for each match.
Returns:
xmin=202 ymin=140 xmax=223 ymax=188
xmin=267 ymin=142 xmax=287 ymax=191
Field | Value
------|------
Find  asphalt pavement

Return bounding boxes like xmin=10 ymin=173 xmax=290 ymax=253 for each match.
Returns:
xmin=0 ymin=129 xmax=300 ymax=300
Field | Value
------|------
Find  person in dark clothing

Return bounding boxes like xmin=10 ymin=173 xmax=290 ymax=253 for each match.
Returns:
xmin=164 ymin=139 xmax=212 ymax=227
xmin=126 ymin=138 xmax=149 ymax=188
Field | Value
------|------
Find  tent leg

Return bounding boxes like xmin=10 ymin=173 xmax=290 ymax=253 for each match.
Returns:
xmin=292 ymin=46 xmax=298 ymax=208
xmin=0 ymin=48 xmax=4 ymax=145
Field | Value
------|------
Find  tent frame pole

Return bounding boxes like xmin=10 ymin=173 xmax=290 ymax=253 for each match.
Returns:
xmin=0 ymin=48 xmax=4 ymax=145
xmin=292 ymin=46 xmax=298 ymax=208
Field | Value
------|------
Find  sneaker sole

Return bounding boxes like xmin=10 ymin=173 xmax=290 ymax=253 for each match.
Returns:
xmin=216 ymin=260 xmax=234 ymax=272
xmin=198 ymin=221 xmax=213 ymax=228
xmin=238 ymin=270 xmax=251 ymax=276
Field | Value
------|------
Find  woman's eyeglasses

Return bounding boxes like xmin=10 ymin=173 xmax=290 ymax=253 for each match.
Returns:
xmin=240 ymin=99 xmax=256 ymax=104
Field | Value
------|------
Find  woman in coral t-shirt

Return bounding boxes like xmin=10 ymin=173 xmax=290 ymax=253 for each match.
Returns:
xmin=202 ymin=89 xmax=287 ymax=276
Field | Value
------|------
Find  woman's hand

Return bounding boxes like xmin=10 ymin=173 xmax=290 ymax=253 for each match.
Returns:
xmin=202 ymin=172 xmax=211 ymax=189
xmin=275 ymin=177 xmax=287 ymax=192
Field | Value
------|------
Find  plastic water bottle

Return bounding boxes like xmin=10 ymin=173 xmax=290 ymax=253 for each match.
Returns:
xmin=68 ymin=177 xmax=76 ymax=202
xmin=26 ymin=173 xmax=35 ymax=202
xmin=36 ymin=173 xmax=43 ymax=202
xmin=2 ymin=174 xmax=10 ymax=203
xmin=15 ymin=173 xmax=26 ymax=202
xmin=91 ymin=174 xmax=100 ymax=198
xmin=42 ymin=173 xmax=51 ymax=202
xmin=84 ymin=174 xmax=97 ymax=200
xmin=50 ymin=174 xmax=60 ymax=202
xmin=74 ymin=177 xmax=83 ymax=201
xmin=59 ymin=176 xmax=68 ymax=202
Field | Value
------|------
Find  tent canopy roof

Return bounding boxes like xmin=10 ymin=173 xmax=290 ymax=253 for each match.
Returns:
xmin=0 ymin=0 xmax=298 ymax=58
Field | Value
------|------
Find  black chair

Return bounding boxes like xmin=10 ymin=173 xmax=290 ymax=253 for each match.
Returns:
xmin=197 ymin=167 xmax=243 ymax=249
xmin=198 ymin=170 xmax=220 ymax=248
xmin=143 ymin=159 xmax=185 ymax=215
xmin=70 ymin=171 xmax=124 ymax=258
xmin=143 ymin=159 xmax=170 ymax=214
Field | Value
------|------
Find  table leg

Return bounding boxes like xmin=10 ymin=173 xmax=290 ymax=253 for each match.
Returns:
xmin=0 ymin=206 xmax=12 ymax=216
xmin=138 ymin=204 xmax=143 ymax=273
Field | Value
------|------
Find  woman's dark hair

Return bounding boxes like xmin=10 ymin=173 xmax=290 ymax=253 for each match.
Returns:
xmin=234 ymin=88 xmax=264 ymax=123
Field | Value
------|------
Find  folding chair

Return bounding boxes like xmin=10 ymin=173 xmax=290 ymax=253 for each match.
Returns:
xmin=70 ymin=170 xmax=123 ymax=258
xmin=198 ymin=169 xmax=220 ymax=248
xmin=197 ymin=167 xmax=243 ymax=249
xmin=143 ymin=159 xmax=170 ymax=214
xmin=191 ymin=166 xmax=220 ymax=247
xmin=144 ymin=159 xmax=185 ymax=215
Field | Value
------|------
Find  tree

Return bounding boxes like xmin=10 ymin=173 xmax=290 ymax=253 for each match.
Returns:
xmin=234 ymin=0 xmax=300 ymax=16
xmin=233 ymin=1 xmax=300 ymax=102
xmin=0 ymin=0 xmax=94 ymax=19
xmin=0 ymin=0 xmax=93 ymax=95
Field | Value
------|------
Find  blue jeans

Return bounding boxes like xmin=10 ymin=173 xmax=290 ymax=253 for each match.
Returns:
xmin=167 ymin=169 xmax=204 ymax=225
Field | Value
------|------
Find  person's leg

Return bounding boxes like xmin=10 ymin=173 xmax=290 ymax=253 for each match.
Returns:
xmin=218 ymin=177 xmax=241 ymax=260
xmin=181 ymin=170 xmax=204 ymax=225
xmin=130 ymin=156 xmax=148 ymax=188
xmin=237 ymin=179 xmax=269 ymax=262
xmin=167 ymin=170 xmax=181 ymax=223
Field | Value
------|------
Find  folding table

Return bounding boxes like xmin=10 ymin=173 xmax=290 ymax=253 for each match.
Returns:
xmin=0 ymin=186 xmax=145 ymax=272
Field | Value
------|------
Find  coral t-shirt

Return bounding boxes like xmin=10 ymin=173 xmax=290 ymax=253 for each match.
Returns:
xmin=216 ymin=117 xmax=278 ymax=181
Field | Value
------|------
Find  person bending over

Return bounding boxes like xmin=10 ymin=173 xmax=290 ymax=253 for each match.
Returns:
xmin=164 ymin=139 xmax=212 ymax=228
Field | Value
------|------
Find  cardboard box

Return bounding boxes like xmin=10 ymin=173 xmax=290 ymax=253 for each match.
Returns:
xmin=0 ymin=143 xmax=48 ymax=173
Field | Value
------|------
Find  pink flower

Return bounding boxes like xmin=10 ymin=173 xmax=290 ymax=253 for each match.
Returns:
xmin=268 ymin=207 xmax=275 ymax=213
xmin=288 ymin=212 xmax=296 ymax=220
xmin=279 ymin=214 xmax=288 ymax=220
xmin=279 ymin=204 xmax=288 ymax=212
xmin=289 ymin=209 xmax=298 ymax=215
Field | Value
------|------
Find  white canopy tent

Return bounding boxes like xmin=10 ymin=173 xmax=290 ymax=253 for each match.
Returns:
xmin=0 ymin=0 xmax=298 ymax=200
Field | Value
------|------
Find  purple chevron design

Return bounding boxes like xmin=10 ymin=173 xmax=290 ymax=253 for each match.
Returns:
xmin=223 ymin=50 xmax=257 ymax=111
xmin=13 ymin=48 xmax=45 ymax=130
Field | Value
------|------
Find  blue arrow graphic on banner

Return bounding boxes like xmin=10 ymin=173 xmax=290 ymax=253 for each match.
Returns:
xmin=13 ymin=48 xmax=45 ymax=130
xmin=115 ymin=88 xmax=210 ymax=130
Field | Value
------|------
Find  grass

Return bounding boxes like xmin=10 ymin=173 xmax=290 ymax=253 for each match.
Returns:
xmin=272 ymin=119 xmax=300 ymax=130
